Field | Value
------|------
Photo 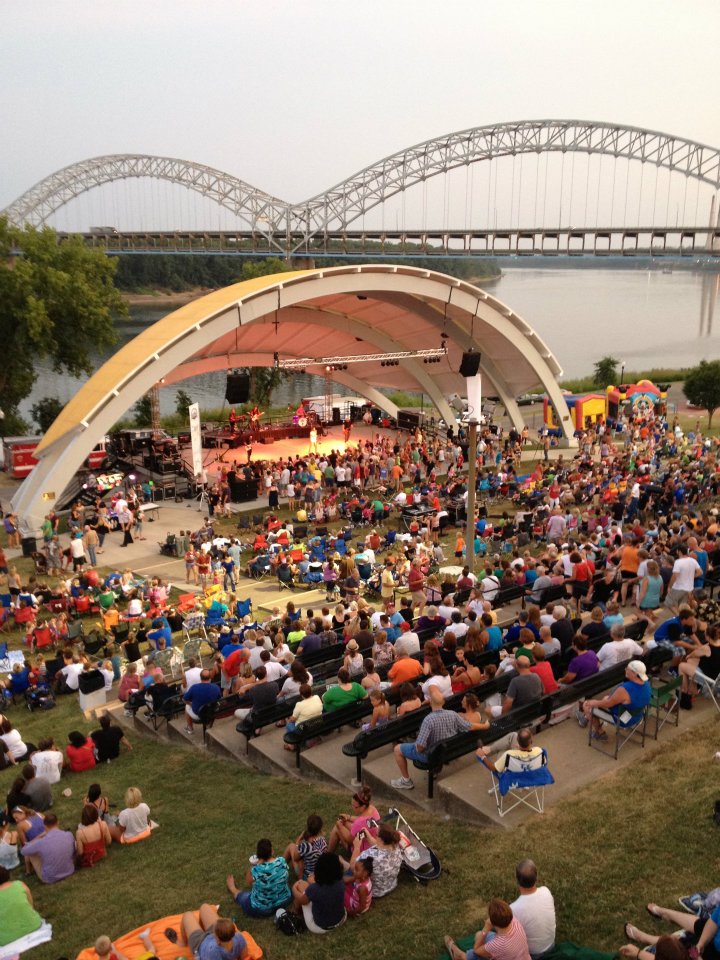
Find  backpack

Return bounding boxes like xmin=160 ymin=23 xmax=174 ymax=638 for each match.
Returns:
xmin=274 ymin=909 xmax=305 ymax=936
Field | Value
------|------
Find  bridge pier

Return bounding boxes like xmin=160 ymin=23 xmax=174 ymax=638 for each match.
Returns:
xmin=285 ymin=256 xmax=316 ymax=270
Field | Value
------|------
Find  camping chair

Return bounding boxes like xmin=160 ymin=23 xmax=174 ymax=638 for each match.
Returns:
xmin=0 ymin=595 xmax=11 ymax=609
xmin=488 ymin=748 xmax=555 ymax=817
xmin=588 ymin=701 xmax=648 ymax=759
xmin=30 ymin=625 xmax=54 ymax=652
xmin=249 ymin=555 xmax=271 ymax=580
xmin=647 ymin=675 xmax=682 ymax=739
xmin=182 ymin=611 xmax=208 ymax=642
xmin=235 ymin=598 xmax=253 ymax=620
xmin=694 ymin=666 xmax=720 ymax=712
xmin=32 ymin=551 xmax=49 ymax=575
xmin=0 ymin=609 xmax=11 ymax=635
xmin=159 ymin=534 xmax=177 ymax=557
xmin=236 ymin=515 xmax=251 ymax=533
xmin=182 ymin=638 xmax=204 ymax=663
xmin=0 ymin=641 xmax=10 ymax=670
xmin=177 ymin=593 xmax=197 ymax=614
xmin=67 ymin=620 xmax=84 ymax=642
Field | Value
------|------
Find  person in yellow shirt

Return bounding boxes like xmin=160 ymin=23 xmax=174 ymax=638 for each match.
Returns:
xmin=101 ymin=605 xmax=120 ymax=633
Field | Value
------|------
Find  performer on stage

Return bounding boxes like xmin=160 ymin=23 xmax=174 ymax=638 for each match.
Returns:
xmin=309 ymin=426 xmax=318 ymax=455
xmin=229 ymin=407 xmax=239 ymax=433
xmin=296 ymin=402 xmax=306 ymax=420
xmin=343 ymin=418 xmax=352 ymax=444
xmin=249 ymin=405 xmax=263 ymax=439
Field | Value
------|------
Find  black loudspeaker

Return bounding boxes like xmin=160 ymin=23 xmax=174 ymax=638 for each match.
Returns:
xmin=226 ymin=373 xmax=250 ymax=403
xmin=459 ymin=350 xmax=481 ymax=378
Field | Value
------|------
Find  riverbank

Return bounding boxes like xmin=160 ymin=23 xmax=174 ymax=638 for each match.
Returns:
xmin=121 ymin=288 xmax=210 ymax=307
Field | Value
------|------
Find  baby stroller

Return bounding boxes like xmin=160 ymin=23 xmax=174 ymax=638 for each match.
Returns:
xmin=381 ymin=807 xmax=441 ymax=883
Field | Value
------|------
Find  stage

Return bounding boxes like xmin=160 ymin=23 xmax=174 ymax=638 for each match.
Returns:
xmin=181 ymin=420 xmax=381 ymax=488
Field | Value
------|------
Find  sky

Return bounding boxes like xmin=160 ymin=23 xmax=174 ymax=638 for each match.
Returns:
xmin=2 ymin=0 xmax=720 ymax=220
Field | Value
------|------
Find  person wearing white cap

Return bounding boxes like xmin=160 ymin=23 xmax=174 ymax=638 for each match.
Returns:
xmin=579 ymin=660 xmax=651 ymax=742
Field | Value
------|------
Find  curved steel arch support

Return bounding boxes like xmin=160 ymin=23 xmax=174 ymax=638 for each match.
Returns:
xmin=305 ymin=120 xmax=720 ymax=234
xmin=2 ymin=154 xmax=290 ymax=233
xmin=5 ymin=121 xmax=720 ymax=242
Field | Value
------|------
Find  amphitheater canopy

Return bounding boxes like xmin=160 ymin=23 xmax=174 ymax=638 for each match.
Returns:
xmin=13 ymin=264 xmax=573 ymax=534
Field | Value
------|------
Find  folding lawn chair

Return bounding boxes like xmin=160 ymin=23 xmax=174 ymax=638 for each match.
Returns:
xmin=588 ymin=702 xmax=648 ymax=759
xmin=694 ymin=666 xmax=720 ymax=712
xmin=488 ymin=748 xmax=555 ymax=817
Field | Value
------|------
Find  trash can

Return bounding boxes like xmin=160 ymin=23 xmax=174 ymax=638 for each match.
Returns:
xmin=21 ymin=536 xmax=37 ymax=557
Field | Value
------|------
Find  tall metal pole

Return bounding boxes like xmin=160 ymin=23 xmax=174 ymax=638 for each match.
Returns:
xmin=465 ymin=417 xmax=478 ymax=577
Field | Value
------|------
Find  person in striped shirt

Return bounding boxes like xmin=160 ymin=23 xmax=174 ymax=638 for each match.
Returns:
xmin=445 ymin=897 xmax=531 ymax=960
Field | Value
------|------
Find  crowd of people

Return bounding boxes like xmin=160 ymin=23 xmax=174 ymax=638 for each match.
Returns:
xmin=2 ymin=406 xmax=720 ymax=956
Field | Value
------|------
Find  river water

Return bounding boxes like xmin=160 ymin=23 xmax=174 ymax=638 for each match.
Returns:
xmin=18 ymin=267 xmax=720 ymax=424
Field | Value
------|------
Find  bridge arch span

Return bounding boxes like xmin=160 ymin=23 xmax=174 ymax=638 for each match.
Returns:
xmin=2 ymin=154 xmax=290 ymax=233
xmin=4 ymin=121 xmax=720 ymax=241
xmin=11 ymin=264 xmax=575 ymax=534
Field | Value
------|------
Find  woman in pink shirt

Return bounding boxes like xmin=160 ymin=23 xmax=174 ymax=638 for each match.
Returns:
xmin=445 ymin=898 xmax=530 ymax=960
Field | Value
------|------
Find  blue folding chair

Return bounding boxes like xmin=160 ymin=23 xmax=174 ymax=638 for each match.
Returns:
xmin=488 ymin=748 xmax=555 ymax=817
xmin=236 ymin=598 xmax=253 ymax=619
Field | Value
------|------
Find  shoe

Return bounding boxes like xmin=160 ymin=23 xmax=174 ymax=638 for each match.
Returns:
xmin=591 ymin=730 xmax=609 ymax=742
xmin=575 ymin=709 xmax=589 ymax=728
xmin=679 ymin=895 xmax=705 ymax=915
xmin=667 ymin=667 xmax=679 ymax=677
xmin=391 ymin=777 xmax=414 ymax=789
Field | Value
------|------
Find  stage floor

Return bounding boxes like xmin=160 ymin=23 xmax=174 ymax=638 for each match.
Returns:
xmin=182 ymin=422 xmax=381 ymax=483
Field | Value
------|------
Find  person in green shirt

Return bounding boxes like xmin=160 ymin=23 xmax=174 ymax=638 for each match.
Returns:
xmin=287 ymin=623 xmax=306 ymax=650
xmin=0 ymin=867 xmax=44 ymax=948
xmin=322 ymin=668 xmax=368 ymax=712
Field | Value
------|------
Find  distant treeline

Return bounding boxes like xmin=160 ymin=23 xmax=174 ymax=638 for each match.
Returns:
xmin=113 ymin=251 xmax=501 ymax=292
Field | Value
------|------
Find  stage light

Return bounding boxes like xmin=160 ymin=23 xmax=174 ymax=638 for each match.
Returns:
xmin=128 ymin=473 xmax=136 ymax=481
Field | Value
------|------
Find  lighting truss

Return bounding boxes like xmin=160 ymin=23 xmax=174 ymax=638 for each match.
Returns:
xmin=278 ymin=348 xmax=447 ymax=369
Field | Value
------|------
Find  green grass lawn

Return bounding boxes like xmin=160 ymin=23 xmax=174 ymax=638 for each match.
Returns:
xmin=2 ymin=691 xmax=718 ymax=960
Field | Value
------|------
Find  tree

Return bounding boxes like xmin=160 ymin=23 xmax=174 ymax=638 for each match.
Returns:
xmin=683 ymin=360 xmax=720 ymax=427
xmin=0 ymin=219 xmax=126 ymax=426
xmin=250 ymin=367 xmax=288 ymax=407
xmin=133 ymin=395 xmax=152 ymax=427
xmin=593 ymin=355 xmax=619 ymax=387
xmin=30 ymin=397 xmax=64 ymax=433
xmin=175 ymin=389 xmax=193 ymax=417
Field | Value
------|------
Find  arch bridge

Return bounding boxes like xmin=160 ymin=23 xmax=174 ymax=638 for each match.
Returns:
xmin=4 ymin=120 xmax=720 ymax=256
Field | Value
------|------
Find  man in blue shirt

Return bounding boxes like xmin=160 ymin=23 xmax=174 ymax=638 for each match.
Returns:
xmin=147 ymin=616 xmax=172 ymax=650
xmin=183 ymin=670 xmax=221 ymax=735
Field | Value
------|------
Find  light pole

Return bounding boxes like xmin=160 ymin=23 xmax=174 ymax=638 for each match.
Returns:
xmin=465 ymin=416 xmax=478 ymax=577
xmin=461 ymin=358 xmax=482 ymax=578
xmin=620 ymin=360 xmax=626 ymax=385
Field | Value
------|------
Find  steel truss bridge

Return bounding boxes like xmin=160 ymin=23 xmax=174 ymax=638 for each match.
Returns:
xmin=63 ymin=224 xmax=720 ymax=260
xmin=4 ymin=119 xmax=720 ymax=259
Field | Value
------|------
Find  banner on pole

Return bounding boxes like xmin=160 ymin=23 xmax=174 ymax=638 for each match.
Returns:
xmin=189 ymin=403 xmax=203 ymax=479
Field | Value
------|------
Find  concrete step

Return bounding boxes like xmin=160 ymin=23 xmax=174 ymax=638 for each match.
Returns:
xmin=298 ymin=727 xmax=372 ymax=790
xmin=361 ymin=751 xmax=435 ymax=813
xmin=247 ymin=726 xmax=302 ymax=780
xmin=256 ymin=587 xmax=328 ymax=614
xmin=167 ymin=715 xmax=204 ymax=748
xmin=204 ymin=715 xmax=254 ymax=765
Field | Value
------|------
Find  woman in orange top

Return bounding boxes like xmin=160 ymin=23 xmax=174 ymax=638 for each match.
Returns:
xmin=618 ymin=539 xmax=641 ymax=605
